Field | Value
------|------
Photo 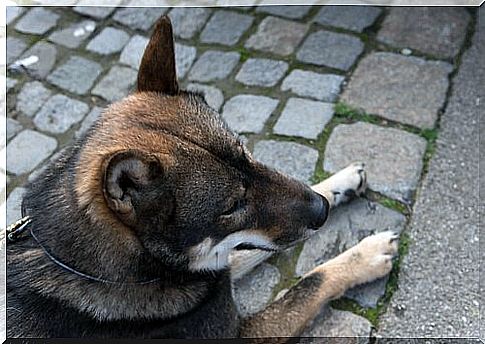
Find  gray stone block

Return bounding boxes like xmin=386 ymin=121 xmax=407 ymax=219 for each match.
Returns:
xmin=6 ymin=187 xmax=26 ymax=225
xmin=302 ymin=306 xmax=372 ymax=340
xmin=314 ymin=6 xmax=382 ymax=32
xmin=297 ymin=30 xmax=364 ymax=71
xmin=236 ymin=58 xmax=288 ymax=87
xmin=16 ymin=81 xmax=52 ymax=117
xmin=295 ymin=198 xmax=406 ymax=307
xmin=245 ymin=16 xmax=308 ymax=56
xmin=47 ymin=56 xmax=102 ymax=95
xmin=5 ymin=130 xmax=57 ymax=175
xmin=188 ymin=51 xmax=240 ymax=82
xmin=86 ymin=27 xmax=130 ymax=55
xmin=15 ymin=8 xmax=59 ymax=35
xmin=175 ymin=43 xmax=197 ymax=79
xmin=75 ymin=106 xmax=103 ymax=139
xmin=341 ymin=52 xmax=453 ymax=129
xmin=324 ymin=122 xmax=427 ymax=203
xmin=200 ymin=10 xmax=254 ymax=46
xmin=92 ymin=66 xmax=137 ymax=102
xmin=186 ymin=83 xmax=224 ymax=111
xmin=256 ymin=5 xmax=312 ymax=19
xmin=281 ymin=69 xmax=344 ymax=102
xmin=7 ymin=119 xmax=22 ymax=141
xmin=17 ymin=42 xmax=58 ymax=79
xmin=169 ymin=7 xmax=212 ymax=39
xmin=6 ymin=37 xmax=27 ymax=65
xmin=231 ymin=263 xmax=280 ymax=317
xmin=6 ymin=7 xmax=25 ymax=25
xmin=273 ymin=98 xmax=334 ymax=139
xmin=119 ymin=35 xmax=148 ymax=70
xmin=377 ymin=7 xmax=471 ymax=58
xmin=113 ymin=6 xmax=167 ymax=31
xmin=222 ymin=95 xmax=278 ymax=134
xmin=74 ymin=0 xmax=122 ymax=19
xmin=253 ymin=140 xmax=318 ymax=182
xmin=34 ymin=95 xmax=89 ymax=134
xmin=48 ymin=20 xmax=96 ymax=49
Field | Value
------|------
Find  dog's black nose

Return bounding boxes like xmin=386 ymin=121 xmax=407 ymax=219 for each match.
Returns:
xmin=308 ymin=193 xmax=329 ymax=230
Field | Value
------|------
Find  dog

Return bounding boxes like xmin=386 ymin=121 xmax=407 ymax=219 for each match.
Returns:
xmin=7 ymin=15 xmax=399 ymax=339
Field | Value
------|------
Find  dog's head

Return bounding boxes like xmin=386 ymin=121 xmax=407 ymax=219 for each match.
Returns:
xmin=75 ymin=16 xmax=329 ymax=273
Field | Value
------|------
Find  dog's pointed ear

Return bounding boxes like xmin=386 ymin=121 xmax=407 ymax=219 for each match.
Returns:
xmin=137 ymin=15 xmax=179 ymax=95
xmin=102 ymin=150 xmax=166 ymax=226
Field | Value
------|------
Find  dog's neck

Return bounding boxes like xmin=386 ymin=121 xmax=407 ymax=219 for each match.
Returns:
xmin=16 ymin=144 xmax=220 ymax=322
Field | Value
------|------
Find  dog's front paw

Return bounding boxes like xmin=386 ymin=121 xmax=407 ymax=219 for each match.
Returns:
xmin=312 ymin=162 xmax=366 ymax=207
xmin=347 ymin=230 xmax=399 ymax=287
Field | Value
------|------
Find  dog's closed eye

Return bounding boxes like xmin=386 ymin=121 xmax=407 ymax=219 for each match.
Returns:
xmin=220 ymin=198 xmax=247 ymax=217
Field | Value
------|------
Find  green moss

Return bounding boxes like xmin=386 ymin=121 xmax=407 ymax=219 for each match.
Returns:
xmin=310 ymin=168 xmax=332 ymax=185
xmin=333 ymin=102 xmax=381 ymax=125
xmin=237 ymin=47 xmax=251 ymax=62
xmin=331 ymin=298 xmax=380 ymax=327
xmin=379 ymin=197 xmax=408 ymax=215
xmin=268 ymin=242 xmax=304 ymax=300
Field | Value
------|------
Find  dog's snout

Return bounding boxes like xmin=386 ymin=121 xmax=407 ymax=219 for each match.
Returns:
xmin=308 ymin=193 xmax=329 ymax=230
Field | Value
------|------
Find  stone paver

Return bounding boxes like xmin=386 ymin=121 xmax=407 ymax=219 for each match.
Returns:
xmin=232 ymin=263 xmax=280 ymax=317
xmin=6 ymin=7 xmax=25 ymax=25
xmin=17 ymin=42 xmax=58 ymax=79
xmin=7 ymin=119 xmax=22 ymax=141
xmin=235 ymin=58 xmax=288 ymax=87
xmin=297 ymin=30 xmax=364 ymax=71
xmin=113 ymin=6 xmax=167 ymax=31
xmin=34 ymin=95 xmax=89 ymax=134
xmin=200 ymin=10 xmax=254 ymax=46
xmin=273 ymin=98 xmax=334 ymax=139
xmin=16 ymin=81 xmax=52 ymax=117
xmin=75 ymin=107 xmax=103 ymax=139
xmin=253 ymin=140 xmax=318 ymax=182
xmin=119 ymin=35 xmax=149 ymax=70
xmin=188 ymin=51 xmax=240 ymax=82
xmin=74 ymin=0 xmax=122 ymax=19
xmin=169 ymin=8 xmax=212 ymax=39
xmin=378 ymin=21 xmax=481 ymax=338
xmin=15 ymin=8 xmax=59 ymax=35
xmin=296 ymin=198 xmax=406 ymax=308
xmin=6 ymin=37 xmax=27 ymax=65
xmin=47 ymin=56 xmax=102 ymax=95
xmin=341 ymin=52 xmax=453 ymax=129
xmin=245 ymin=16 xmax=308 ymax=56
xmin=314 ymin=6 xmax=382 ymax=32
xmin=92 ymin=66 xmax=138 ymax=102
xmin=377 ymin=8 xmax=471 ymax=59
xmin=256 ymin=5 xmax=312 ymax=19
xmin=86 ymin=27 xmax=130 ymax=55
xmin=175 ymin=44 xmax=197 ymax=79
xmin=6 ymin=187 xmax=26 ymax=226
xmin=5 ymin=130 xmax=57 ymax=175
xmin=281 ymin=69 xmax=344 ymax=102
xmin=302 ymin=306 xmax=372 ymax=340
xmin=186 ymin=84 xmax=224 ymax=111
xmin=48 ymin=20 xmax=96 ymax=49
xmin=222 ymin=95 xmax=278 ymax=134
xmin=324 ymin=122 xmax=427 ymax=203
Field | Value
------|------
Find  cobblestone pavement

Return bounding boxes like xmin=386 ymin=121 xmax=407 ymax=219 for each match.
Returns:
xmin=3 ymin=5 xmax=481 ymax=340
